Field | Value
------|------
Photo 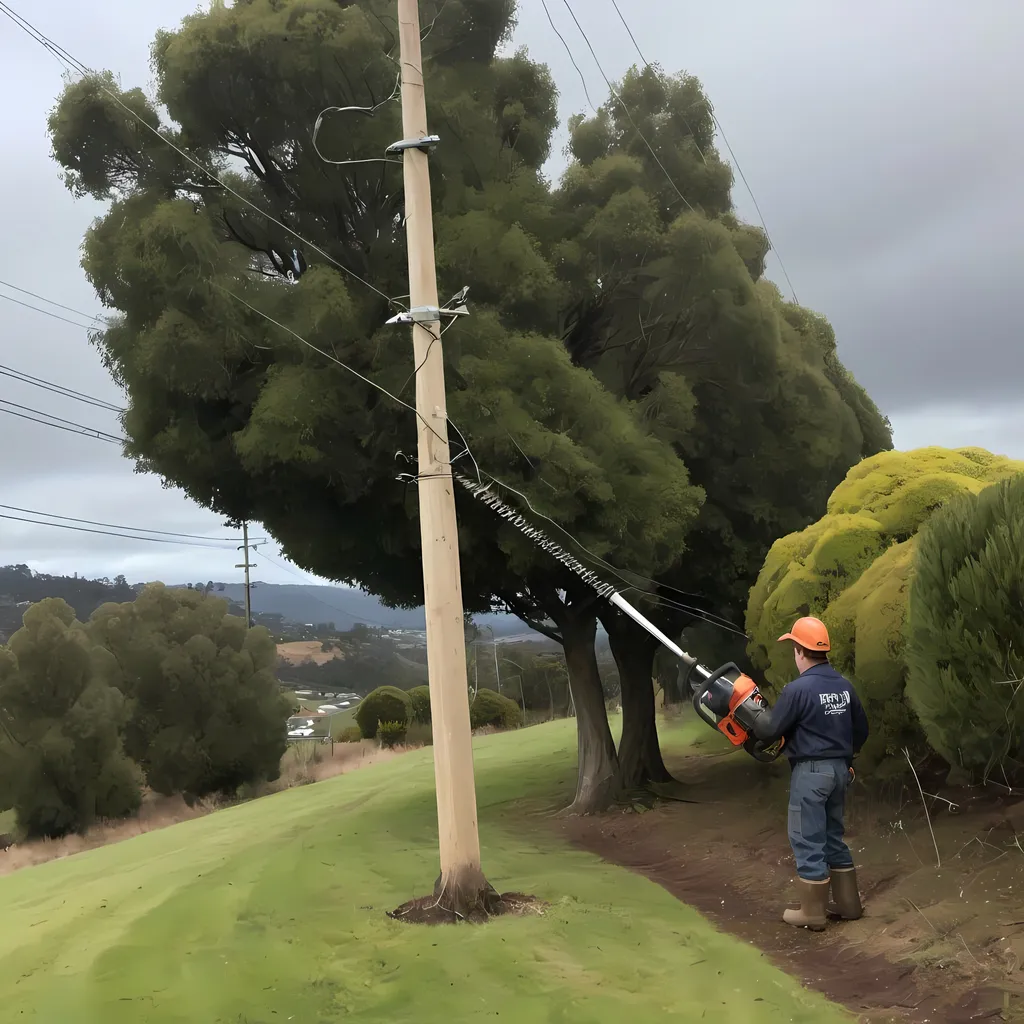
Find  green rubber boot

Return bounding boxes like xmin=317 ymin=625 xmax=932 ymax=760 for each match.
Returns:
xmin=827 ymin=865 xmax=863 ymax=920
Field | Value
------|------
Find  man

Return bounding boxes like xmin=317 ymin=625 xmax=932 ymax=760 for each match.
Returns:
xmin=738 ymin=616 xmax=869 ymax=931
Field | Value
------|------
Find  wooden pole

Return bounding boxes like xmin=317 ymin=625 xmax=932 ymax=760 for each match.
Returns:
xmin=243 ymin=522 xmax=252 ymax=627
xmin=397 ymin=0 xmax=493 ymax=913
xmin=236 ymin=522 xmax=255 ymax=628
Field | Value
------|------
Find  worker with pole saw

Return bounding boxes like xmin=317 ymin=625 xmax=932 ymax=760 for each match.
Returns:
xmin=708 ymin=616 xmax=870 ymax=931
xmin=460 ymin=477 xmax=869 ymax=932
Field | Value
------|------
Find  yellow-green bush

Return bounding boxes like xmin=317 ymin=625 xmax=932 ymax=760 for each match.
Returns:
xmin=746 ymin=447 xmax=1024 ymax=772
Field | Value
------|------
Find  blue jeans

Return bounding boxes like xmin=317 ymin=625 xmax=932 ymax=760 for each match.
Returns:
xmin=788 ymin=759 xmax=853 ymax=881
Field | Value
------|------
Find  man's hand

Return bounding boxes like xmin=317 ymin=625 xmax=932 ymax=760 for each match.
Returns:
xmin=848 ymin=766 xmax=856 ymax=785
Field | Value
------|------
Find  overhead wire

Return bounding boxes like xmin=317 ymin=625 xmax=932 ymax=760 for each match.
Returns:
xmin=0 ymin=503 xmax=258 ymax=543
xmin=0 ymin=511 xmax=244 ymax=549
xmin=539 ymin=0 xmax=597 ymax=113
xmin=0 ymin=277 xmax=106 ymax=325
xmin=0 ymin=363 xmax=123 ymax=412
xmin=0 ymin=290 xmax=100 ymax=331
xmin=0 ymin=398 xmax=123 ymax=444
xmin=609 ymin=0 xmax=799 ymax=303
xmin=311 ymin=70 xmax=403 ymax=168
xmin=558 ymin=0 xmax=696 ymax=213
xmin=0 ymin=0 xmax=404 ymax=311
xmin=624 ymin=587 xmax=749 ymax=639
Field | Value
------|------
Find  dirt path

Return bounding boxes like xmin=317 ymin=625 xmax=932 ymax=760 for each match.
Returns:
xmin=562 ymin=746 xmax=1024 ymax=1023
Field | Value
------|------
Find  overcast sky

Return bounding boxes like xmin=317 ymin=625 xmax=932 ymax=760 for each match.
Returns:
xmin=0 ymin=1 xmax=1019 ymax=586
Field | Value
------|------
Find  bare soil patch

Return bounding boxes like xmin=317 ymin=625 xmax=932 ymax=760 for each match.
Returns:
xmin=277 ymin=640 xmax=343 ymax=666
xmin=563 ymin=745 xmax=1024 ymax=1023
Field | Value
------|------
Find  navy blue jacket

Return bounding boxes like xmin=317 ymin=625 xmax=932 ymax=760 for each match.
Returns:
xmin=756 ymin=663 xmax=869 ymax=764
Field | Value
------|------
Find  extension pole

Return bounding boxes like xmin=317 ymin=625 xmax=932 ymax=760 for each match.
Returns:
xmin=397 ymin=0 xmax=492 ymax=912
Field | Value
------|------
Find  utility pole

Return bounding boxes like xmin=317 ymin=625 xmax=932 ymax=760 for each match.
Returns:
xmin=393 ymin=0 xmax=494 ymax=915
xmin=236 ymin=522 xmax=256 ymax=628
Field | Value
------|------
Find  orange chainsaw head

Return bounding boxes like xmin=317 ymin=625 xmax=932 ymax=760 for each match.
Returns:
xmin=715 ymin=673 xmax=760 ymax=745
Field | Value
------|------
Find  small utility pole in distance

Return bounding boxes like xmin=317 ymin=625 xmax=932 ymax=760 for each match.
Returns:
xmin=390 ymin=0 xmax=497 ymax=919
xmin=236 ymin=522 xmax=256 ymax=628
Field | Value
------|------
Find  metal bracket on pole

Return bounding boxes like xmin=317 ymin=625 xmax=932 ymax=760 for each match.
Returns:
xmin=385 ymin=286 xmax=470 ymax=326
xmin=386 ymin=134 xmax=440 ymax=155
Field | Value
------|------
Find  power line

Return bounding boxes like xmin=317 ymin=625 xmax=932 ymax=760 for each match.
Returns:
xmin=539 ymin=0 xmax=597 ymax=112
xmin=0 ymin=290 xmax=99 ymax=331
xmin=0 ymin=503 xmax=256 ymax=543
xmin=0 ymin=399 xmax=123 ymax=444
xmin=0 ymin=277 xmax=106 ymax=325
xmin=223 ymin=285 xmax=452 ymax=453
xmin=609 ymin=0 xmax=799 ymax=303
xmin=0 ymin=364 xmax=123 ymax=412
xmin=0 ymin=511 xmax=242 ymax=549
xmin=609 ymin=0 xmax=648 ymax=66
xmin=707 ymin=116 xmax=800 ymax=303
xmin=558 ymin=0 xmax=696 ymax=214
xmin=0 ymin=1 xmax=403 ymax=311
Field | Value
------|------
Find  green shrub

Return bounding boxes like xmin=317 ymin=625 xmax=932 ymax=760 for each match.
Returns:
xmin=0 ymin=598 xmax=143 ymax=838
xmin=354 ymin=686 xmax=411 ymax=739
xmin=338 ymin=726 xmax=363 ymax=743
xmin=906 ymin=474 xmax=1024 ymax=782
xmin=470 ymin=688 xmax=522 ymax=730
xmin=377 ymin=720 xmax=407 ymax=749
xmin=407 ymin=685 xmax=431 ymax=724
xmin=746 ymin=447 xmax=1024 ymax=774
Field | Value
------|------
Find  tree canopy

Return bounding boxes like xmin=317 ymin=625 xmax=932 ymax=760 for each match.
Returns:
xmin=88 ymin=584 xmax=290 ymax=801
xmin=0 ymin=599 xmax=141 ymax=837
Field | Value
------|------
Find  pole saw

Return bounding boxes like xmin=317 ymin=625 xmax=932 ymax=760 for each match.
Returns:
xmin=457 ymin=476 xmax=784 ymax=763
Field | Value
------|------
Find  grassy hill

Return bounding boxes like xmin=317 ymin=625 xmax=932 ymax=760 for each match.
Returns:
xmin=0 ymin=721 xmax=847 ymax=1022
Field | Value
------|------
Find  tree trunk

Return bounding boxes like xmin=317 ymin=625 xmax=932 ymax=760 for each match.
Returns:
xmin=656 ymin=644 xmax=685 ymax=704
xmin=561 ymin=612 xmax=619 ymax=814
xmin=499 ymin=580 xmax=618 ymax=813
xmin=600 ymin=607 xmax=675 ymax=791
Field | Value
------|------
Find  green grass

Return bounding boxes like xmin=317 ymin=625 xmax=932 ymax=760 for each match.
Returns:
xmin=0 ymin=719 xmax=849 ymax=1023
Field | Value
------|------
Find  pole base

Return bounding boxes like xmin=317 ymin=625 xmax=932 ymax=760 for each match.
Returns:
xmin=388 ymin=873 xmax=542 ymax=925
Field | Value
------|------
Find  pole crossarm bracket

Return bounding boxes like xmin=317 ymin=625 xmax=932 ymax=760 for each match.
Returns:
xmin=385 ymin=287 xmax=470 ymax=326
xmin=386 ymin=133 xmax=441 ymax=155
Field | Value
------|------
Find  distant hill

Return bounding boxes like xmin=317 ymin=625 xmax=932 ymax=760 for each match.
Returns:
xmin=212 ymin=582 xmax=534 ymax=637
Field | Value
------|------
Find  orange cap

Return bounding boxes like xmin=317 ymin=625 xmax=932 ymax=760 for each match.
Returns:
xmin=778 ymin=616 xmax=830 ymax=652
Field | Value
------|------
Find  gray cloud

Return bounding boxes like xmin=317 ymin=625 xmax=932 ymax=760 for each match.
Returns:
xmin=0 ymin=1 xmax=1019 ymax=585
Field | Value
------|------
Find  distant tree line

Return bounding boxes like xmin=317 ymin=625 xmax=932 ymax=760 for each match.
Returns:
xmin=0 ymin=585 xmax=290 ymax=839
xmin=0 ymin=565 xmax=139 ymax=639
